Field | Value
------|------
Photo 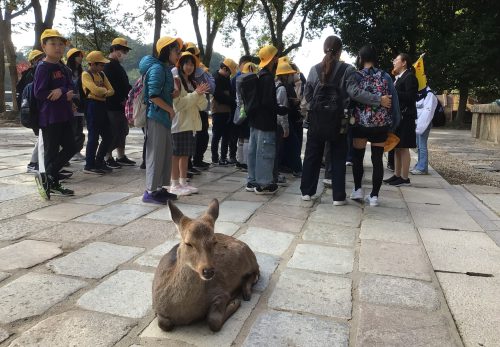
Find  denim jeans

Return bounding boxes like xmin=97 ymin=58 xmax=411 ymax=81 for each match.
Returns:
xmin=247 ymin=127 xmax=276 ymax=186
xmin=85 ymin=100 xmax=111 ymax=168
xmin=415 ymin=123 xmax=431 ymax=172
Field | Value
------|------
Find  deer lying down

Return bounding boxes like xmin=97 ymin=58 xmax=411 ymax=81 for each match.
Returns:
xmin=152 ymin=199 xmax=260 ymax=332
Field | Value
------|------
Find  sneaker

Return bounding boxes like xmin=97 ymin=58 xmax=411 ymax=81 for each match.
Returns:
xmin=390 ymin=177 xmax=411 ymax=187
xmin=157 ymin=188 xmax=178 ymax=201
xmin=34 ymin=171 xmax=50 ymax=200
xmin=71 ymin=152 xmax=86 ymax=162
xmin=254 ymin=183 xmax=279 ymax=195
xmin=236 ymin=162 xmax=248 ymax=170
xmin=96 ymin=161 xmax=113 ymax=173
xmin=140 ymin=161 xmax=146 ymax=170
xmin=83 ymin=167 xmax=105 ymax=175
xmin=228 ymin=158 xmax=238 ymax=165
xmin=218 ymin=159 xmax=229 ymax=166
xmin=322 ymin=178 xmax=332 ymax=188
xmin=169 ymin=185 xmax=192 ymax=196
xmin=292 ymin=171 xmax=302 ymax=178
xmin=346 ymin=161 xmax=353 ymax=166
xmin=181 ymin=184 xmax=199 ymax=194
xmin=301 ymin=195 xmax=312 ymax=201
xmin=58 ymin=170 xmax=73 ymax=181
xmin=27 ymin=162 xmax=39 ymax=173
xmin=365 ymin=195 xmax=379 ymax=206
xmin=387 ymin=164 xmax=394 ymax=172
xmin=50 ymin=181 xmax=74 ymax=196
xmin=383 ymin=175 xmax=399 ymax=184
xmin=64 ymin=161 xmax=71 ymax=167
xmin=410 ymin=169 xmax=427 ymax=175
xmin=116 ymin=155 xmax=136 ymax=166
xmin=246 ymin=182 xmax=258 ymax=192
xmin=193 ymin=161 xmax=210 ymax=170
xmin=276 ymin=175 xmax=288 ymax=187
xmin=106 ymin=157 xmax=122 ymax=169
xmin=333 ymin=200 xmax=347 ymax=206
xmin=350 ymin=188 xmax=364 ymax=200
xmin=188 ymin=168 xmax=202 ymax=175
xmin=142 ymin=190 xmax=167 ymax=205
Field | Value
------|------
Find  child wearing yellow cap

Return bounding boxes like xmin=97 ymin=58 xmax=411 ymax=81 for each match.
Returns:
xmin=66 ymin=48 xmax=86 ymax=162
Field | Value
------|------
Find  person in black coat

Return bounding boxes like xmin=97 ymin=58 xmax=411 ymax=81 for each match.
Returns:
xmin=384 ymin=53 xmax=418 ymax=187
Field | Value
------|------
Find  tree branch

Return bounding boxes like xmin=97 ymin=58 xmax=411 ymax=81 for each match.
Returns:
xmin=282 ymin=10 xmax=308 ymax=56
xmin=282 ymin=0 xmax=302 ymax=29
xmin=7 ymin=3 xmax=34 ymax=20
xmin=260 ymin=0 xmax=277 ymax=44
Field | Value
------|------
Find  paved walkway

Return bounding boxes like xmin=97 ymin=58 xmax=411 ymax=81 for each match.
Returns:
xmin=0 ymin=127 xmax=499 ymax=347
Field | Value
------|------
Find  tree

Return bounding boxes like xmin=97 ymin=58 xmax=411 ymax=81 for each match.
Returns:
xmin=32 ymin=0 xmax=57 ymax=50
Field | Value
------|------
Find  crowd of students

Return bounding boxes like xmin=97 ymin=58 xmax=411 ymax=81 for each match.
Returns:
xmin=23 ymin=28 xmax=436 ymax=206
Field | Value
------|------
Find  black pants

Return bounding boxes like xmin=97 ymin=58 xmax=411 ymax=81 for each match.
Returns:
xmin=301 ymin=133 xmax=347 ymax=201
xmin=194 ymin=111 xmax=209 ymax=164
xmin=387 ymin=149 xmax=394 ymax=167
xmin=85 ymin=100 xmax=112 ymax=168
xmin=42 ymin=120 xmax=78 ymax=183
xmin=229 ymin=122 xmax=239 ymax=160
xmin=211 ymin=112 xmax=231 ymax=162
xmin=107 ymin=109 xmax=129 ymax=152
xmin=72 ymin=116 xmax=85 ymax=153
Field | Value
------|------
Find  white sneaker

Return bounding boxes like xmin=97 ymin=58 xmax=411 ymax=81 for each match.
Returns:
xmin=71 ymin=152 xmax=86 ymax=161
xmin=181 ymin=184 xmax=199 ymax=194
xmin=169 ymin=185 xmax=192 ymax=196
xmin=365 ymin=195 xmax=379 ymax=206
xmin=346 ymin=161 xmax=353 ymax=166
xmin=301 ymin=195 xmax=311 ymax=201
xmin=333 ymin=200 xmax=347 ymax=206
xmin=322 ymin=179 xmax=332 ymax=187
xmin=350 ymin=188 xmax=364 ymax=200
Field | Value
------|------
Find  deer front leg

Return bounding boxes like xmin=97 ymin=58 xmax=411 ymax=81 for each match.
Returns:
xmin=207 ymin=294 xmax=241 ymax=332
xmin=157 ymin=313 xmax=175 ymax=332
xmin=242 ymin=272 xmax=259 ymax=301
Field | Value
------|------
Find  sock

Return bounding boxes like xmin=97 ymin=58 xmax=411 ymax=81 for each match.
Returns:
xmin=352 ymin=147 xmax=365 ymax=190
xmin=371 ymin=145 xmax=384 ymax=197
xmin=179 ymin=177 xmax=187 ymax=186
xmin=171 ymin=179 xmax=179 ymax=187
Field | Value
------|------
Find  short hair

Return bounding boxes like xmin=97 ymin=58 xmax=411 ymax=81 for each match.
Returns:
xmin=239 ymin=55 xmax=253 ymax=65
xmin=109 ymin=44 xmax=130 ymax=53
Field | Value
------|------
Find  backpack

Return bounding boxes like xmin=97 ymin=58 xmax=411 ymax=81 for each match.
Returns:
xmin=353 ymin=68 xmax=392 ymax=128
xmin=432 ymin=95 xmax=446 ymax=127
xmin=239 ymin=73 xmax=259 ymax=114
xmin=308 ymin=62 xmax=349 ymax=141
xmin=125 ymin=77 xmax=147 ymax=127
xmin=20 ymin=82 xmax=39 ymax=129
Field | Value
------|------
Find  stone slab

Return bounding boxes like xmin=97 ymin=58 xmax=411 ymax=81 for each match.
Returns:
xmin=0 ymin=184 xmax=37 ymax=202
xmin=75 ymin=204 xmax=156 ymax=226
xmin=27 ymin=203 xmax=101 ymax=222
xmin=356 ymin=304 xmax=459 ymax=347
xmin=99 ymin=219 xmax=177 ymax=248
xmin=261 ymin=203 xmax=311 ymax=220
xmin=420 ymin=228 xmax=500 ymax=274
xmin=228 ymin=191 xmax=272 ymax=202
xmin=218 ymin=201 xmax=263 ymax=222
xmin=78 ymin=270 xmax=154 ymax=318
xmin=8 ymin=310 xmax=134 ymax=347
xmin=0 ymin=273 xmax=86 ymax=324
xmin=141 ymin=294 xmax=260 ymax=346
xmin=135 ymin=240 xmax=180 ymax=267
xmin=464 ymin=184 xmax=500 ymax=195
xmin=253 ymin=252 xmax=280 ymax=292
xmin=0 ymin=194 xmax=53 ymax=220
xmin=363 ymin=205 xmax=412 ymax=223
xmin=200 ymin=182 xmax=243 ymax=193
xmin=272 ymin=193 xmax=314 ymax=208
xmin=215 ymin=221 xmax=240 ymax=236
xmin=179 ymin=191 xmax=229 ymax=206
xmin=0 ymin=218 xmax=56 ymax=241
xmin=32 ymin=222 xmax=114 ymax=249
xmin=359 ymin=240 xmax=432 ymax=281
xmin=302 ymin=221 xmax=356 ymax=246
xmin=268 ymin=269 xmax=352 ymax=319
xmin=0 ymin=328 xmax=9 ymax=343
xmin=145 ymin=204 xmax=207 ymax=221
xmin=437 ymin=272 xmax=500 ymax=347
xmin=288 ymin=243 xmax=354 ymax=274
xmin=248 ymin=213 xmax=304 ymax=234
xmin=242 ymin=310 xmax=349 ymax=347
xmin=360 ymin=219 xmax=418 ymax=244
xmin=0 ymin=271 xmax=9 ymax=282
xmin=309 ymin=204 xmax=361 ymax=228
xmin=359 ymin=273 xmax=440 ymax=311
xmin=400 ymin=186 xmax=458 ymax=205
xmin=408 ymin=202 xmax=483 ymax=231
xmin=476 ymin=193 xmax=500 ymax=215
xmin=0 ymin=240 xmax=62 ymax=271
xmin=47 ymin=242 xmax=144 ymax=278
xmin=238 ymin=227 xmax=295 ymax=256
xmin=72 ymin=192 xmax=133 ymax=205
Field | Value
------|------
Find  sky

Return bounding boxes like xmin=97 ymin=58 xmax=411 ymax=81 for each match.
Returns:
xmin=11 ymin=0 xmax=353 ymax=77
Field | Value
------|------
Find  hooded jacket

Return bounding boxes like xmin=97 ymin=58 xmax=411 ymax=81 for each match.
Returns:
xmin=139 ymin=55 xmax=174 ymax=128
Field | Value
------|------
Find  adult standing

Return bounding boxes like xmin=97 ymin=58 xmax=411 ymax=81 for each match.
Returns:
xmin=383 ymin=53 xmax=418 ymax=186
xmin=104 ymin=37 xmax=134 ymax=168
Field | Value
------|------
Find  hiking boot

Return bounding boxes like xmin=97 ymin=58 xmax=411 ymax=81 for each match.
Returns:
xmin=116 ymin=155 xmax=136 ymax=166
xmin=105 ymin=157 xmax=122 ymax=169
xmin=27 ymin=162 xmax=39 ymax=173
xmin=83 ymin=166 xmax=105 ymax=175
xmin=50 ymin=181 xmax=74 ymax=196
xmin=390 ymin=177 xmax=411 ymax=187
xmin=142 ymin=190 xmax=167 ymax=205
xmin=350 ymin=188 xmax=364 ymax=200
xmin=383 ymin=175 xmax=399 ymax=184
xmin=245 ymin=182 xmax=258 ymax=192
xmin=254 ymin=183 xmax=279 ymax=195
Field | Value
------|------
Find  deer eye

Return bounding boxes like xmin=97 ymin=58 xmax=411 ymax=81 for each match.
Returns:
xmin=185 ymin=242 xmax=193 ymax=248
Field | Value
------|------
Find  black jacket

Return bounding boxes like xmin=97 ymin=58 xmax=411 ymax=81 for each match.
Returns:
xmin=249 ymin=67 xmax=278 ymax=132
xmin=212 ymin=71 xmax=235 ymax=114
xmin=16 ymin=68 xmax=35 ymax=109
xmin=104 ymin=58 xmax=131 ymax=111
xmin=395 ymin=69 xmax=418 ymax=120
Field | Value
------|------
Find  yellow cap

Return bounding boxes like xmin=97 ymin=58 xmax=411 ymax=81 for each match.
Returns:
xmin=185 ymin=42 xmax=200 ymax=56
xmin=276 ymin=59 xmax=296 ymax=76
xmin=66 ymin=48 xmax=83 ymax=59
xmin=40 ymin=29 xmax=67 ymax=45
xmin=242 ymin=62 xmax=258 ymax=74
xmin=111 ymin=37 xmax=131 ymax=50
xmin=176 ymin=51 xmax=200 ymax=69
xmin=278 ymin=56 xmax=291 ymax=64
xmin=258 ymin=45 xmax=278 ymax=68
xmin=86 ymin=51 xmax=110 ymax=64
xmin=28 ymin=50 xmax=44 ymax=62
xmin=156 ymin=36 xmax=183 ymax=56
xmin=222 ymin=58 xmax=238 ymax=75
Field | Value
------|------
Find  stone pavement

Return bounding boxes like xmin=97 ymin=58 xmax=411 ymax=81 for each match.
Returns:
xmin=0 ymin=127 xmax=499 ymax=347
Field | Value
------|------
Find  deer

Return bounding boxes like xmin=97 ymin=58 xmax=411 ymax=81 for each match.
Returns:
xmin=152 ymin=199 xmax=260 ymax=332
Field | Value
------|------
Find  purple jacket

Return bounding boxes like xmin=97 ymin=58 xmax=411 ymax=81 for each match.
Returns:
xmin=34 ymin=61 xmax=74 ymax=127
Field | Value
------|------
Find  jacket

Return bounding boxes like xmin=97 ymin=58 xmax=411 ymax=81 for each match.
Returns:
xmin=172 ymin=77 xmax=208 ymax=134
xmin=415 ymin=87 xmax=437 ymax=135
xmin=275 ymin=81 xmax=290 ymax=133
xmin=248 ymin=67 xmax=278 ymax=132
xmin=139 ymin=55 xmax=174 ymax=129
xmin=211 ymin=71 xmax=234 ymax=114
xmin=81 ymin=71 xmax=114 ymax=102
xmin=394 ymin=69 xmax=418 ymax=120
xmin=104 ymin=58 xmax=131 ymax=111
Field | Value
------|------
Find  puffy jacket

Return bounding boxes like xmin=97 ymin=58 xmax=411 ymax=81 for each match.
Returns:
xmin=139 ymin=55 xmax=174 ymax=128
xmin=172 ymin=76 xmax=207 ymax=134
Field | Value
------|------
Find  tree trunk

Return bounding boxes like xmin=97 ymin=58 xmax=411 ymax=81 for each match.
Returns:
xmin=455 ymin=83 xmax=469 ymax=125
xmin=4 ymin=23 xmax=18 ymax=111
xmin=32 ymin=0 xmax=58 ymax=50
xmin=236 ymin=0 xmax=250 ymax=56
xmin=0 ymin=15 xmax=5 ymax=113
xmin=153 ymin=0 xmax=163 ymax=54
xmin=187 ymin=0 xmax=205 ymax=60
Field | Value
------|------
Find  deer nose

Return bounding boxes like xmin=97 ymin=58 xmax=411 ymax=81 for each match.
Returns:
xmin=202 ymin=268 xmax=215 ymax=280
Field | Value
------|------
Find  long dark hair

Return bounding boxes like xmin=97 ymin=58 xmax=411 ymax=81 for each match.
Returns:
xmin=67 ymin=53 xmax=83 ymax=77
xmin=356 ymin=45 xmax=378 ymax=70
xmin=321 ymin=35 xmax=343 ymax=83
xmin=157 ymin=42 xmax=178 ymax=64
xmin=398 ymin=53 xmax=416 ymax=74
xmin=178 ymin=55 xmax=197 ymax=92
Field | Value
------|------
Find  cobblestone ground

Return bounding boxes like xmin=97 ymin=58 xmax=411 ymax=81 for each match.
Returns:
xmin=0 ymin=127 xmax=499 ymax=347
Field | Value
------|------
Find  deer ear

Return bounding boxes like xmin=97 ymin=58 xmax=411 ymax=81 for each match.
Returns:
xmin=168 ymin=200 xmax=184 ymax=226
xmin=204 ymin=199 xmax=219 ymax=222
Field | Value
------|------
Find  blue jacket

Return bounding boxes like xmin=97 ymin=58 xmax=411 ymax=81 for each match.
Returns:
xmin=139 ymin=55 xmax=174 ymax=128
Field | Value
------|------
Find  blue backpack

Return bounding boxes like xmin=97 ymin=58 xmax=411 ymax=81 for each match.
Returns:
xmin=20 ymin=82 xmax=39 ymax=129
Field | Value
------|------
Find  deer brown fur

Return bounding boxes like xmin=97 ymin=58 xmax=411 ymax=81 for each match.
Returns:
xmin=152 ymin=199 xmax=260 ymax=332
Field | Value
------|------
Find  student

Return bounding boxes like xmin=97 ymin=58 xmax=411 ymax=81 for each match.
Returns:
xmin=66 ymin=47 xmax=86 ymax=162
xmin=139 ymin=36 xmax=182 ymax=204
xmin=104 ymin=37 xmax=134 ymax=168
xmin=211 ymin=58 xmax=237 ymax=166
xmin=34 ymin=29 xmax=77 ymax=196
xmin=81 ymin=51 xmax=115 ymax=175
xmin=170 ymin=52 xmax=209 ymax=196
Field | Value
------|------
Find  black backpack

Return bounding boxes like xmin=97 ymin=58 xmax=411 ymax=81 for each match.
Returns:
xmin=432 ymin=95 xmax=446 ymax=127
xmin=309 ymin=62 xmax=349 ymax=141
xmin=20 ymin=82 xmax=39 ymax=129
xmin=240 ymin=73 xmax=260 ymax=114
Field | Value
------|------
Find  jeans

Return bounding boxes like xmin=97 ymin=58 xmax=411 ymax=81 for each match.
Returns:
xmin=301 ymin=132 xmax=347 ymax=201
xmin=283 ymin=123 xmax=303 ymax=173
xmin=247 ymin=127 xmax=276 ymax=186
xmin=415 ymin=123 xmax=431 ymax=172
xmin=211 ymin=113 xmax=231 ymax=162
xmin=85 ymin=100 xmax=112 ymax=168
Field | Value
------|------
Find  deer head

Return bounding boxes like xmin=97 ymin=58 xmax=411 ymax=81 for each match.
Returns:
xmin=168 ymin=199 xmax=219 ymax=281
